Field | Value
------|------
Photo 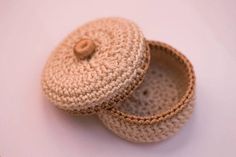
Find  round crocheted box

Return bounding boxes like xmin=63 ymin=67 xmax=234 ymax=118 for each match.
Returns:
xmin=41 ymin=17 xmax=150 ymax=115
xmin=98 ymin=41 xmax=195 ymax=143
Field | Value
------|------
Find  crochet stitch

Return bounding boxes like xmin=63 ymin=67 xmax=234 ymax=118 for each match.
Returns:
xmin=41 ymin=17 xmax=150 ymax=115
xmin=98 ymin=40 xmax=196 ymax=143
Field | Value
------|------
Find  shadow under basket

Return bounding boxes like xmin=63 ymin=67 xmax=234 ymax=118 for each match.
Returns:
xmin=98 ymin=40 xmax=196 ymax=143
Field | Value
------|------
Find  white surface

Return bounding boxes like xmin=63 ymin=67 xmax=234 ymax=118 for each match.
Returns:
xmin=0 ymin=0 xmax=236 ymax=156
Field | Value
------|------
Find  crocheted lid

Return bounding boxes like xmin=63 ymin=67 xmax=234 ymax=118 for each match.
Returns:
xmin=41 ymin=17 xmax=150 ymax=115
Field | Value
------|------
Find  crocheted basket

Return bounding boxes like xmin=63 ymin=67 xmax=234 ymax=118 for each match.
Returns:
xmin=41 ymin=17 xmax=150 ymax=115
xmin=98 ymin=40 xmax=196 ymax=143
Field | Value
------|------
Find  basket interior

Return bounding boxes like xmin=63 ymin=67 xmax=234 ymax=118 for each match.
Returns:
xmin=115 ymin=44 xmax=190 ymax=116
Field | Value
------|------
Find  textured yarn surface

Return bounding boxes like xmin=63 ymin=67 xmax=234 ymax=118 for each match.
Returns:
xmin=98 ymin=41 xmax=196 ymax=143
xmin=41 ymin=17 xmax=150 ymax=115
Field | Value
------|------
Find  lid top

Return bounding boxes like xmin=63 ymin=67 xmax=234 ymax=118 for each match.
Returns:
xmin=42 ymin=17 xmax=150 ymax=115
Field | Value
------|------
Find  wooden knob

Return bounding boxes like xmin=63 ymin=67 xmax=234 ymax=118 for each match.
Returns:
xmin=74 ymin=39 xmax=95 ymax=60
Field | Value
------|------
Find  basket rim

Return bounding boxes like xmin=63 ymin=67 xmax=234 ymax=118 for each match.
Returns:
xmin=105 ymin=40 xmax=196 ymax=124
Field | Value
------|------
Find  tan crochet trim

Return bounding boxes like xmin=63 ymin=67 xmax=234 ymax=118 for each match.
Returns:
xmin=98 ymin=40 xmax=195 ymax=143
xmin=41 ymin=17 xmax=150 ymax=115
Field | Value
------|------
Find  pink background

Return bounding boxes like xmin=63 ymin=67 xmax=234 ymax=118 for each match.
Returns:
xmin=0 ymin=0 xmax=236 ymax=156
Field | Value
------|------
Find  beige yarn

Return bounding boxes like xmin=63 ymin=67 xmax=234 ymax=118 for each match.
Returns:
xmin=41 ymin=17 xmax=150 ymax=115
xmin=98 ymin=41 xmax=196 ymax=143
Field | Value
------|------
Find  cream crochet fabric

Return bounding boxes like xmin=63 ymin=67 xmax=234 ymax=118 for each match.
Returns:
xmin=41 ymin=17 xmax=196 ymax=143
xmin=98 ymin=41 xmax=195 ymax=143
xmin=41 ymin=17 xmax=150 ymax=115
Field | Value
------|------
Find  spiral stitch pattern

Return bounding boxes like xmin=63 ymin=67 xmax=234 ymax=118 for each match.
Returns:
xmin=41 ymin=17 xmax=150 ymax=115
